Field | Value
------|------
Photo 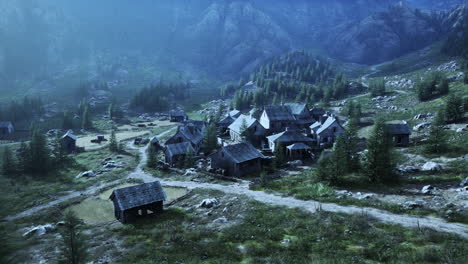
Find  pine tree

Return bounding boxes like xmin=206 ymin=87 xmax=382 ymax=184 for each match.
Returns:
xmin=425 ymin=109 xmax=447 ymax=154
xmin=147 ymin=144 xmax=158 ymax=168
xmin=59 ymin=211 xmax=88 ymax=264
xmin=17 ymin=141 xmax=30 ymax=174
xmin=445 ymin=93 xmax=463 ymax=123
xmin=29 ymin=129 xmax=50 ymax=175
xmin=62 ymin=111 xmax=74 ymax=130
xmin=273 ymin=143 xmax=286 ymax=168
xmin=343 ymin=120 xmax=361 ymax=172
xmin=364 ymin=119 xmax=395 ymax=183
xmin=2 ymin=146 xmax=17 ymax=176
xmin=109 ymin=129 xmax=118 ymax=153
xmin=464 ymin=71 xmax=468 ymax=84
xmin=203 ymin=123 xmax=218 ymax=154
xmin=81 ymin=105 xmax=92 ymax=130
xmin=51 ymin=135 xmax=73 ymax=170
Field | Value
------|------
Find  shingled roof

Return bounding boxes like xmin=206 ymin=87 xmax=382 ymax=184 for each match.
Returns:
xmin=287 ymin=143 xmax=312 ymax=150
xmin=385 ymin=121 xmax=412 ymax=135
xmin=263 ymin=106 xmax=296 ymax=121
xmin=228 ymin=115 xmax=259 ymax=134
xmin=267 ymin=130 xmax=313 ymax=143
xmin=229 ymin=110 xmax=241 ymax=118
xmin=285 ymin=103 xmax=307 ymax=116
xmin=316 ymin=117 xmax=343 ymax=135
xmin=165 ymin=142 xmax=195 ymax=156
xmin=219 ymin=115 xmax=235 ymax=126
xmin=61 ymin=130 xmax=77 ymax=141
xmin=110 ymin=181 xmax=167 ymax=211
xmin=176 ymin=124 xmax=204 ymax=145
xmin=221 ymin=143 xmax=265 ymax=164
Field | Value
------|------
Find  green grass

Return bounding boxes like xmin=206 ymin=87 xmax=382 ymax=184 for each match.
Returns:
xmin=115 ymin=198 xmax=467 ymax=264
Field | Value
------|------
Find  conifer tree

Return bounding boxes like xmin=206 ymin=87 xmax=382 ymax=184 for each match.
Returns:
xmin=2 ymin=146 xmax=17 ymax=176
xmin=364 ymin=119 xmax=395 ymax=183
xmin=109 ymin=129 xmax=118 ymax=153
xmin=59 ymin=211 xmax=88 ymax=264
xmin=203 ymin=123 xmax=218 ymax=154
xmin=147 ymin=144 xmax=158 ymax=168
xmin=17 ymin=141 xmax=30 ymax=174
xmin=29 ymin=129 xmax=50 ymax=175
xmin=445 ymin=93 xmax=463 ymax=123
xmin=273 ymin=143 xmax=286 ymax=168
xmin=464 ymin=71 xmax=468 ymax=84
xmin=81 ymin=105 xmax=92 ymax=130
xmin=425 ymin=109 xmax=447 ymax=154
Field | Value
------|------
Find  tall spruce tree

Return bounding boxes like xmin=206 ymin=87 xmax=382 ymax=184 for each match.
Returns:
xmin=59 ymin=211 xmax=88 ymax=264
xmin=146 ymin=144 xmax=158 ymax=168
xmin=81 ymin=105 xmax=92 ymax=130
xmin=425 ymin=109 xmax=447 ymax=154
xmin=109 ymin=129 xmax=118 ymax=153
xmin=364 ymin=119 xmax=395 ymax=183
xmin=2 ymin=146 xmax=17 ymax=176
xmin=203 ymin=123 xmax=218 ymax=154
xmin=445 ymin=93 xmax=463 ymax=123
xmin=29 ymin=129 xmax=50 ymax=175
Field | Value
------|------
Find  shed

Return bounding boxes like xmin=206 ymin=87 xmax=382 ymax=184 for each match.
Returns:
xmin=384 ymin=120 xmax=412 ymax=147
xmin=109 ymin=181 xmax=167 ymax=224
xmin=0 ymin=121 xmax=14 ymax=136
xmin=165 ymin=122 xmax=205 ymax=151
xmin=164 ymin=142 xmax=195 ymax=166
xmin=210 ymin=143 xmax=265 ymax=177
xmin=286 ymin=143 xmax=312 ymax=160
xmin=60 ymin=130 xmax=77 ymax=153
xmin=169 ymin=110 xmax=188 ymax=122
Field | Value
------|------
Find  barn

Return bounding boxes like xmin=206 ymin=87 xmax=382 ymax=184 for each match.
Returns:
xmin=109 ymin=181 xmax=167 ymax=224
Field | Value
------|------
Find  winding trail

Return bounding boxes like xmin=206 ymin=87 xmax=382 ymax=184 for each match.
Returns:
xmin=5 ymin=126 xmax=468 ymax=239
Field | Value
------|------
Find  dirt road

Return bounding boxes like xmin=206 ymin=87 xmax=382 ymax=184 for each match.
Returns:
xmin=6 ymin=127 xmax=468 ymax=239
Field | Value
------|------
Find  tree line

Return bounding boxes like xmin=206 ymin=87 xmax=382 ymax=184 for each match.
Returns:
xmin=0 ymin=97 xmax=44 ymax=123
xmin=130 ymin=82 xmax=191 ymax=112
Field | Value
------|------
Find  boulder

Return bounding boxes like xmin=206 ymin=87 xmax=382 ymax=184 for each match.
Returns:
xmin=212 ymin=216 xmax=228 ymax=224
xmin=413 ymin=122 xmax=431 ymax=131
xmin=287 ymin=160 xmax=303 ymax=168
xmin=460 ymin=177 xmax=468 ymax=187
xmin=402 ymin=200 xmax=424 ymax=210
xmin=421 ymin=185 xmax=436 ymax=195
xmin=421 ymin=162 xmax=443 ymax=172
xmin=456 ymin=127 xmax=467 ymax=133
xmin=184 ymin=168 xmax=198 ymax=176
xmin=199 ymin=198 xmax=219 ymax=208
xmin=76 ymin=170 xmax=96 ymax=178
xmin=22 ymin=224 xmax=55 ymax=238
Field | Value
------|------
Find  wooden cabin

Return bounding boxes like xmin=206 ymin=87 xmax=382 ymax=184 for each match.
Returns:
xmin=385 ymin=120 xmax=412 ymax=147
xmin=60 ymin=130 xmax=77 ymax=153
xmin=260 ymin=106 xmax=297 ymax=134
xmin=267 ymin=128 xmax=314 ymax=152
xmin=164 ymin=142 xmax=195 ymax=166
xmin=169 ymin=110 xmax=188 ymax=122
xmin=209 ymin=143 xmax=265 ymax=177
xmin=228 ymin=115 xmax=267 ymax=147
xmin=109 ymin=181 xmax=167 ymax=224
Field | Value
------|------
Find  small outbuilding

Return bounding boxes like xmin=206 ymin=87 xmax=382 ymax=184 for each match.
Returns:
xmin=61 ymin=130 xmax=77 ymax=153
xmin=209 ymin=142 xmax=265 ymax=177
xmin=286 ymin=143 xmax=312 ymax=160
xmin=109 ymin=181 xmax=167 ymax=224
xmin=385 ymin=120 xmax=412 ymax=147
xmin=0 ymin=121 xmax=14 ymax=137
xmin=164 ymin=141 xmax=195 ymax=166
xmin=169 ymin=110 xmax=188 ymax=122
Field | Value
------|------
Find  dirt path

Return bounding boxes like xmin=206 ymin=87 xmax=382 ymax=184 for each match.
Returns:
xmin=6 ymin=127 xmax=468 ymax=239
xmin=4 ymin=127 xmax=177 ymax=221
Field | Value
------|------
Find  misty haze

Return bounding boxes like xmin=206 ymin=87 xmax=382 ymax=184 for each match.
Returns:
xmin=0 ymin=1 xmax=467 ymax=263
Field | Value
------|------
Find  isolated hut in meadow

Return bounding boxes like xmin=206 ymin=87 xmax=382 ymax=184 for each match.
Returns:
xmin=384 ymin=120 xmax=412 ymax=147
xmin=109 ymin=181 xmax=167 ymax=224
xmin=209 ymin=142 xmax=265 ymax=177
xmin=169 ymin=110 xmax=188 ymax=122
xmin=60 ymin=130 xmax=77 ymax=153
xmin=0 ymin=121 xmax=15 ymax=138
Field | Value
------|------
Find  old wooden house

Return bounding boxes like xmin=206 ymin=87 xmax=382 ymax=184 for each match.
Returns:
xmin=209 ymin=142 xmax=265 ymax=177
xmin=228 ymin=115 xmax=267 ymax=147
xmin=285 ymin=103 xmax=315 ymax=128
xmin=384 ymin=120 xmax=412 ymax=147
xmin=286 ymin=143 xmax=312 ymax=160
xmin=0 ymin=121 xmax=15 ymax=138
xmin=165 ymin=122 xmax=205 ymax=152
xmin=169 ymin=110 xmax=188 ymax=122
xmin=60 ymin=130 xmax=77 ymax=153
xmin=109 ymin=181 xmax=167 ymax=224
xmin=310 ymin=116 xmax=345 ymax=146
xmin=267 ymin=128 xmax=314 ymax=152
xmin=218 ymin=115 xmax=236 ymax=134
xmin=164 ymin=141 xmax=195 ymax=166
xmin=310 ymin=107 xmax=325 ymax=121
xmin=260 ymin=106 xmax=297 ymax=134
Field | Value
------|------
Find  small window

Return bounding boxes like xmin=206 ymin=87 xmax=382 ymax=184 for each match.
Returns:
xmin=333 ymin=127 xmax=337 ymax=133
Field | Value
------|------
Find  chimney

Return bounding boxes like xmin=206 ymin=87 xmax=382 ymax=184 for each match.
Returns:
xmin=285 ymin=127 xmax=290 ymax=131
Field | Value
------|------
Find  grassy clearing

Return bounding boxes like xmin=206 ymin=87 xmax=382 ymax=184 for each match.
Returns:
xmin=68 ymin=184 xmax=189 ymax=225
xmin=116 ymin=198 xmax=467 ymax=263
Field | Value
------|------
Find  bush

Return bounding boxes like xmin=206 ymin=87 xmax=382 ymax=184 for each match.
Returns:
xmin=416 ymin=72 xmax=449 ymax=101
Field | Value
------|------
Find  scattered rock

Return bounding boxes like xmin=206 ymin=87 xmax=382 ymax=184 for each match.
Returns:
xmin=22 ymin=224 xmax=55 ymax=238
xmin=199 ymin=198 xmax=219 ymax=208
xmin=402 ymin=200 xmax=424 ymax=210
xmin=212 ymin=216 xmax=228 ymax=224
xmin=421 ymin=185 xmax=436 ymax=195
xmin=76 ymin=170 xmax=96 ymax=178
xmin=456 ymin=127 xmax=467 ymax=133
xmin=421 ymin=162 xmax=443 ymax=172
xmin=413 ymin=122 xmax=431 ymax=131
xmin=460 ymin=177 xmax=468 ymax=187
xmin=287 ymin=160 xmax=303 ymax=168
xmin=184 ymin=168 xmax=198 ymax=176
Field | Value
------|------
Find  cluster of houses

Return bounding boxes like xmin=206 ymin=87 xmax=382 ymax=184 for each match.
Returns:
xmin=162 ymin=103 xmax=350 ymax=177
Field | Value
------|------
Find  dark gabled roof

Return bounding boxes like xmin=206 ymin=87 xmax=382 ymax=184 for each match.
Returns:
xmin=0 ymin=121 xmax=13 ymax=128
xmin=287 ymin=143 xmax=312 ymax=150
xmin=219 ymin=115 xmax=235 ymax=126
xmin=228 ymin=115 xmax=259 ymax=134
xmin=222 ymin=143 xmax=265 ymax=164
xmin=110 ymin=181 xmax=166 ymax=211
xmin=285 ymin=103 xmax=308 ymax=116
xmin=263 ymin=106 xmax=296 ymax=121
xmin=317 ymin=117 xmax=343 ymax=135
xmin=310 ymin=107 xmax=325 ymax=115
xmin=172 ymin=124 xmax=204 ymax=145
xmin=61 ymin=130 xmax=77 ymax=141
xmin=267 ymin=130 xmax=314 ymax=143
xmin=385 ymin=121 xmax=412 ymax=135
xmin=170 ymin=110 xmax=187 ymax=117
xmin=229 ymin=110 xmax=241 ymax=118
xmin=166 ymin=142 xmax=195 ymax=156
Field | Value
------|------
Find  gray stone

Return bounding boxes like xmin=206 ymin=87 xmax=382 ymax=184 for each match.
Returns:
xmin=460 ymin=177 xmax=468 ymax=187
xmin=212 ymin=216 xmax=228 ymax=224
xmin=421 ymin=185 xmax=436 ymax=195
xmin=199 ymin=198 xmax=219 ymax=208
xmin=421 ymin=162 xmax=443 ymax=172
xmin=76 ymin=170 xmax=96 ymax=178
